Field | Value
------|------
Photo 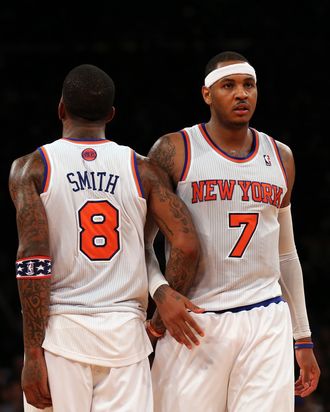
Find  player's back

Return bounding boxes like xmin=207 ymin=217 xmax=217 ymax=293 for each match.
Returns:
xmin=39 ymin=137 xmax=147 ymax=316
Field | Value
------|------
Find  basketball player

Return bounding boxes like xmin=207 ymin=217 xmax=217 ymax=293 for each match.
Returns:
xmin=147 ymin=51 xmax=320 ymax=411
xmin=8 ymin=64 xmax=203 ymax=411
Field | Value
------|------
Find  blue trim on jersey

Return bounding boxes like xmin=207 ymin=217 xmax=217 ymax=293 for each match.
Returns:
xmin=179 ymin=130 xmax=188 ymax=181
xmin=133 ymin=152 xmax=145 ymax=199
xmin=62 ymin=137 xmax=108 ymax=142
xmin=270 ymin=137 xmax=288 ymax=186
xmin=38 ymin=147 xmax=48 ymax=193
xmin=201 ymin=123 xmax=256 ymax=160
xmin=204 ymin=296 xmax=284 ymax=314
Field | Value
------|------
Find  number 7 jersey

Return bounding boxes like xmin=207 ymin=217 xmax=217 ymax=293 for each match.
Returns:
xmin=176 ymin=124 xmax=288 ymax=311
xmin=38 ymin=137 xmax=148 ymax=316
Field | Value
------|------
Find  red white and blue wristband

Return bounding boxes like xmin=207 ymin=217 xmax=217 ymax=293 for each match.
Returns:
xmin=16 ymin=256 xmax=52 ymax=279
xmin=294 ymin=341 xmax=314 ymax=350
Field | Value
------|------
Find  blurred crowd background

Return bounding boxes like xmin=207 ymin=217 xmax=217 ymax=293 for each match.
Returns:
xmin=0 ymin=1 xmax=329 ymax=410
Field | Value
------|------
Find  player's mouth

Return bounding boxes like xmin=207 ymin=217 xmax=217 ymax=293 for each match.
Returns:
xmin=233 ymin=103 xmax=249 ymax=115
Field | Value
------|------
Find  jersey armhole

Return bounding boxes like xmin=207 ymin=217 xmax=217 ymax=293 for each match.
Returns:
xmin=130 ymin=150 xmax=145 ymax=199
xmin=38 ymin=146 xmax=51 ymax=193
xmin=269 ymin=136 xmax=288 ymax=189
xmin=178 ymin=130 xmax=191 ymax=182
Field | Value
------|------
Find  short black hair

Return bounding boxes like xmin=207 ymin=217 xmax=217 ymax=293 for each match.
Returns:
xmin=205 ymin=51 xmax=249 ymax=77
xmin=62 ymin=64 xmax=115 ymax=121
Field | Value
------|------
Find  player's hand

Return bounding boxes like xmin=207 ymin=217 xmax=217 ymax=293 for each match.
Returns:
xmin=22 ymin=347 xmax=52 ymax=409
xmin=153 ymin=284 xmax=205 ymax=349
xmin=294 ymin=348 xmax=320 ymax=397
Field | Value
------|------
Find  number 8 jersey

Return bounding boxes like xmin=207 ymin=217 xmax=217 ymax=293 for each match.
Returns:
xmin=38 ymin=137 xmax=152 ymax=367
xmin=39 ymin=137 xmax=147 ymax=316
xmin=176 ymin=124 xmax=288 ymax=311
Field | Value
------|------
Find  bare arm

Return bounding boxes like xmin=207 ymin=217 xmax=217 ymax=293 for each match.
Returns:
xmin=147 ymin=132 xmax=186 ymax=187
xmin=276 ymin=141 xmax=320 ymax=397
xmin=144 ymin=212 xmax=169 ymax=298
xmin=9 ymin=150 xmax=52 ymax=409
xmin=139 ymin=156 xmax=204 ymax=348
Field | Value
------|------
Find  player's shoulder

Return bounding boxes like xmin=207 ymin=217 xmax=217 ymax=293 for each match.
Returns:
xmin=135 ymin=153 xmax=170 ymax=182
xmin=148 ymin=131 xmax=184 ymax=158
xmin=135 ymin=153 xmax=172 ymax=197
xmin=272 ymin=138 xmax=294 ymax=165
xmin=9 ymin=149 xmax=44 ymax=187
xmin=148 ymin=131 xmax=186 ymax=185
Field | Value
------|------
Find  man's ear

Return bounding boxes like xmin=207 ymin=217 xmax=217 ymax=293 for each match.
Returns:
xmin=58 ymin=96 xmax=66 ymax=120
xmin=201 ymin=86 xmax=212 ymax=106
xmin=106 ymin=106 xmax=116 ymax=123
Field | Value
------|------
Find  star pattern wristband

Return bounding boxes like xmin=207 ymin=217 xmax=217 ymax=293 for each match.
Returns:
xmin=16 ymin=256 xmax=52 ymax=279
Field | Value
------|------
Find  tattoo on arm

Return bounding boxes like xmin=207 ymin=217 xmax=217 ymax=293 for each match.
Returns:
xmin=18 ymin=279 xmax=50 ymax=348
xmin=138 ymin=154 xmax=200 ymax=330
xmin=9 ymin=151 xmax=49 ymax=257
xmin=138 ymin=159 xmax=192 ymax=236
xmin=148 ymin=135 xmax=177 ymax=185
xmin=150 ymin=181 xmax=200 ymax=293
xmin=153 ymin=284 xmax=183 ymax=304
xmin=9 ymin=150 xmax=51 ymax=349
xmin=165 ymin=247 xmax=199 ymax=295
xmin=139 ymin=159 xmax=199 ymax=291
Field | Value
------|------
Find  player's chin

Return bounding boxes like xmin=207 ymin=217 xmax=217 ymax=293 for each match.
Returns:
xmin=230 ymin=116 xmax=251 ymax=128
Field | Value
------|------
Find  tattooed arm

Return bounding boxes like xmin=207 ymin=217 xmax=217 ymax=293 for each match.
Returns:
xmin=147 ymin=132 xmax=186 ymax=187
xmin=138 ymin=155 xmax=204 ymax=348
xmin=9 ymin=150 xmax=52 ymax=409
xmin=146 ymin=134 xmax=206 ymax=348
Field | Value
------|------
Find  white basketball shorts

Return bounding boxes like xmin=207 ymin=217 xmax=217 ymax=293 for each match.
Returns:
xmin=152 ymin=300 xmax=294 ymax=412
xmin=24 ymin=350 xmax=153 ymax=412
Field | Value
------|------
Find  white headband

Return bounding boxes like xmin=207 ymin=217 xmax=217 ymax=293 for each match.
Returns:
xmin=204 ymin=62 xmax=257 ymax=87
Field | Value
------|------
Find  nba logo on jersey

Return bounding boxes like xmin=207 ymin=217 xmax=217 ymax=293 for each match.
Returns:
xmin=82 ymin=148 xmax=97 ymax=161
xmin=263 ymin=154 xmax=271 ymax=166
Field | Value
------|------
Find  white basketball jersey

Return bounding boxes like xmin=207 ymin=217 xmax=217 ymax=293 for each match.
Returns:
xmin=37 ymin=138 xmax=152 ymax=367
xmin=39 ymin=137 xmax=148 ymax=316
xmin=175 ymin=124 xmax=287 ymax=311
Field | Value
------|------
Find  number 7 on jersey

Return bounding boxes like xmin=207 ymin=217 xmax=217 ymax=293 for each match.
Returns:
xmin=228 ymin=213 xmax=259 ymax=258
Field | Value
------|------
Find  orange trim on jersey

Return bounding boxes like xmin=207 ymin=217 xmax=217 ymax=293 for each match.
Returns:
xmin=131 ymin=150 xmax=144 ymax=198
xmin=61 ymin=138 xmax=110 ymax=145
xmin=269 ymin=136 xmax=288 ymax=188
xmin=179 ymin=130 xmax=191 ymax=182
xmin=198 ymin=123 xmax=259 ymax=163
xmin=39 ymin=147 xmax=51 ymax=192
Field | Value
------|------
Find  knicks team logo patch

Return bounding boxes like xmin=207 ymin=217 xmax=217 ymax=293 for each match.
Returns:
xmin=82 ymin=148 xmax=97 ymax=161
xmin=263 ymin=154 xmax=271 ymax=166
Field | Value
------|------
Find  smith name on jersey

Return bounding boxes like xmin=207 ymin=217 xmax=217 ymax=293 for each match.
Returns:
xmin=36 ymin=137 xmax=153 ymax=367
xmin=38 ymin=137 xmax=147 ymax=317
xmin=66 ymin=170 xmax=119 ymax=193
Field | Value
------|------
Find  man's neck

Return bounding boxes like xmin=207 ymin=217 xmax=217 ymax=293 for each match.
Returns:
xmin=204 ymin=120 xmax=253 ymax=157
xmin=62 ymin=125 xmax=106 ymax=140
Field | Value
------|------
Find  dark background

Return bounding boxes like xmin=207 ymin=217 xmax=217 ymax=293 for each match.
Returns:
xmin=0 ymin=1 xmax=329 ymax=410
